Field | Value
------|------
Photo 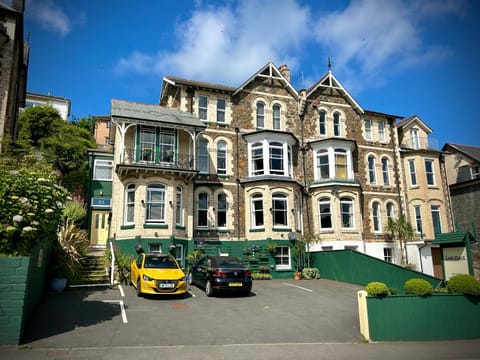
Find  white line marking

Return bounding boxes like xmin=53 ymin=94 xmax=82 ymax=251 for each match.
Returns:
xmin=118 ymin=285 xmax=125 ymax=297
xmin=103 ymin=300 xmax=128 ymax=323
xmin=283 ymin=282 xmax=313 ymax=292
xmin=188 ymin=290 xmax=196 ymax=297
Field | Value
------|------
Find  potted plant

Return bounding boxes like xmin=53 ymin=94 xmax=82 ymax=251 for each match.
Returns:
xmin=294 ymin=271 xmax=302 ymax=280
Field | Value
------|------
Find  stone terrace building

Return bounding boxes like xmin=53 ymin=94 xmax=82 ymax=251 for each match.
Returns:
xmin=107 ymin=62 xmax=453 ymax=276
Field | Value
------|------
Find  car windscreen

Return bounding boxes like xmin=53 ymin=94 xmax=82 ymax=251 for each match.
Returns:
xmin=215 ymin=257 xmax=243 ymax=268
xmin=144 ymin=256 xmax=178 ymax=269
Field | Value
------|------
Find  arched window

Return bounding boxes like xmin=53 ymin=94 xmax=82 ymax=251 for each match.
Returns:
xmin=319 ymin=110 xmax=326 ymax=135
xmin=372 ymin=201 xmax=381 ymax=232
xmin=340 ymin=197 xmax=354 ymax=229
xmin=333 ymin=112 xmax=341 ymax=136
xmin=386 ymin=202 xmax=395 ymax=220
xmin=318 ymin=197 xmax=332 ymax=230
xmin=198 ymin=139 xmax=209 ymax=174
xmin=124 ymin=184 xmax=135 ymax=225
xmin=217 ymin=193 xmax=227 ymax=229
xmin=176 ymin=186 xmax=183 ymax=226
xmin=272 ymin=193 xmax=288 ymax=228
xmin=256 ymin=102 xmax=265 ymax=128
xmin=273 ymin=104 xmax=281 ymax=130
xmin=382 ymin=157 xmax=390 ymax=186
xmin=197 ymin=192 xmax=209 ymax=228
xmin=368 ymin=156 xmax=377 ymax=184
xmin=217 ymin=141 xmax=227 ymax=175
xmin=146 ymin=183 xmax=166 ymax=223
xmin=251 ymin=194 xmax=264 ymax=228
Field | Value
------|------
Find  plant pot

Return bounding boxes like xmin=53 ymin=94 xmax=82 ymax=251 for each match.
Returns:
xmin=294 ymin=273 xmax=301 ymax=280
xmin=50 ymin=277 xmax=67 ymax=293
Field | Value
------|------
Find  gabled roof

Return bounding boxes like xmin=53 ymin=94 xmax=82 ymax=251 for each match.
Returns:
xmin=433 ymin=231 xmax=473 ymax=245
xmin=396 ymin=114 xmax=433 ymax=134
xmin=111 ymin=99 xmax=206 ymax=129
xmin=306 ymin=70 xmax=363 ymax=113
xmin=443 ymin=143 xmax=480 ymax=163
xmin=232 ymin=61 xmax=298 ymax=99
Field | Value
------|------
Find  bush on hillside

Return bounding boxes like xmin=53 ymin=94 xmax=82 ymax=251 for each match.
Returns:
xmin=404 ymin=278 xmax=433 ymax=296
xmin=365 ymin=282 xmax=389 ymax=297
xmin=447 ymin=274 xmax=480 ymax=296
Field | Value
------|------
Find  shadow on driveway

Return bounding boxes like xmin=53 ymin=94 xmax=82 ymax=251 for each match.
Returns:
xmin=22 ymin=288 xmax=120 ymax=344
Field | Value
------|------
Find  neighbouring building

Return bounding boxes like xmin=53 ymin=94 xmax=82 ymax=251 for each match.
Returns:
xmin=0 ymin=0 xmax=28 ymax=152
xmin=92 ymin=62 xmax=454 ymax=277
xmin=93 ymin=115 xmax=113 ymax=148
xmin=442 ymin=143 xmax=480 ymax=278
xmin=25 ymin=92 xmax=71 ymax=120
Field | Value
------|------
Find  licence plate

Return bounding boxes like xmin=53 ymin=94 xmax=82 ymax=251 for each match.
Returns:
xmin=159 ymin=283 xmax=175 ymax=289
xmin=229 ymin=282 xmax=243 ymax=287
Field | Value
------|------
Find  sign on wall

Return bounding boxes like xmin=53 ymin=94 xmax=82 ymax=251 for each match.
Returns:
xmin=443 ymin=246 xmax=469 ymax=280
xmin=91 ymin=197 xmax=111 ymax=208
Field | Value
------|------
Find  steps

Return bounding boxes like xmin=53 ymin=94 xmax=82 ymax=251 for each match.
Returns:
xmin=70 ymin=254 xmax=110 ymax=287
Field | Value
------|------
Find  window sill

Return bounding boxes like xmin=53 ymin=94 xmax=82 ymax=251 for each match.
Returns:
xmin=121 ymin=224 xmax=134 ymax=230
xmin=217 ymin=229 xmax=230 ymax=233
xmin=175 ymin=225 xmax=186 ymax=230
xmin=319 ymin=229 xmax=334 ymax=233
xmin=249 ymin=228 xmax=265 ymax=232
xmin=144 ymin=224 xmax=168 ymax=229
xmin=273 ymin=227 xmax=291 ymax=232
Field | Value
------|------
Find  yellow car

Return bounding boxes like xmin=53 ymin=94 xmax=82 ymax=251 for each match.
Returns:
xmin=130 ymin=253 xmax=187 ymax=297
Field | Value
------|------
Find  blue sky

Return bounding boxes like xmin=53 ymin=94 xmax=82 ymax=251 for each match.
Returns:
xmin=21 ymin=0 xmax=480 ymax=147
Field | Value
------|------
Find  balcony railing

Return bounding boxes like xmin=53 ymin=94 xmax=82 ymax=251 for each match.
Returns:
xmin=119 ymin=148 xmax=194 ymax=171
xmin=401 ymin=137 xmax=438 ymax=151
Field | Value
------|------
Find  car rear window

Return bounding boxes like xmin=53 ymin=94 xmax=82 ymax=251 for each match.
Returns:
xmin=144 ymin=256 xmax=178 ymax=269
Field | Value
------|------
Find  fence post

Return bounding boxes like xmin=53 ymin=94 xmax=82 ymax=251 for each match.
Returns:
xmin=357 ymin=290 xmax=370 ymax=341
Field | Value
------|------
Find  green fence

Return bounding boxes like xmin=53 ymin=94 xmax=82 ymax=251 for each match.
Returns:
xmin=311 ymin=250 xmax=443 ymax=292
xmin=366 ymin=294 xmax=480 ymax=341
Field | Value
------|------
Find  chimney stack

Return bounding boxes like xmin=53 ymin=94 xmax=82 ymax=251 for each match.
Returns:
xmin=278 ymin=64 xmax=290 ymax=82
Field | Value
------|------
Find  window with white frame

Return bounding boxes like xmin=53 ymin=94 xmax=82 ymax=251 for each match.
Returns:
xmin=368 ymin=156 xmax=377 ymax=184
xmin=256 ymin=102 xmax=265 ymax=129
xmin=313 ymin=146 xmax=353 ymax=181
xmin=333 ymin=112 xmax=341 ymax=136
xmin=340 ymin=197 xmax=354 ymax=229
xmin=335 ymin=149 xmax=348 ymax=179
xmin=472 ymin=165 xmax=480 ymax=179
xmin=249 ymin=140 xmax=292 ymax=177
xmin=216 ymin=98 xmax=226 ymax=123
xmin=318 ymin=198 xmax=332 ymax=230
xmin=217 ymin=193 xmax=227 ymax=229
xmin=197 ymin=192 xmax=209 ymax=228
xmin=365 ymin=119 xmax=372 ymax=141
xmin=372 ymin=201 xmax=381 ymax=232
xmin=411 ymin=128 xmax=420 ymax=149
xmin=149 ymin=243 xmax=162 ymax=253
xmin=272 ymin=193 xmax=288 ymax=228
xmin=409 ymin=159 xmax=417 ymax=186
xmin=251 ymin=194 xmax=264 ymax=228
xmin=431 ymin=205 xmax=442 ymax=234
xmin=425 ymin=159 xmax=435 ymax=186
xmin=317 ymin=149 xmax=330 ymax=179
xmin=217 ymin=141 xmax=227 ymax=175
xmin=124 ymin=184 xmax=135 ymax=225
xmin=175 ymin=186 xmax=183 ymax=226
xmin=273 ymin=104 xmax=281 ymax=130
xmin=198 ymin=139 xmax=209 ymax=174
xmin=199 ymin=96 xmax=208 ymax=121
xmin=414 ymin=205 xmax=423 ymax=235
xmin=386 ymin=202 xmax=395 ymax=220
xmin=274 ymin=246 xmax=291 ymax=270
xmin=269 ymin=142 xmax=284 ymax=175
xmin=381 ymin=157 xmax=390 ymax=186
xmin=383 ymin=248 xmax=392 ymax=263
xmin=159 ymin=129 xmax=175 ymax=163
xmin=93 ymin=159 xmax=113 ymax=180
xmin=146 ymin=184 xmax=166 ymax=223
xmin=378 ymin=121 xmax=385 ymax=142
xmin=319 ymin=110 xmax=326 ymax=135
xmin=140 ymin=127 xmax=155 ymax=162
xmin=252 ymin=142 xmax=264 ymax=175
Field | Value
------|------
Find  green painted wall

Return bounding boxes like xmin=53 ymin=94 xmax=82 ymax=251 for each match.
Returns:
xmin=311 ymin=250 xmax=443 ymax=292
xmin=367 ymin=294 xmax=480 ymax=341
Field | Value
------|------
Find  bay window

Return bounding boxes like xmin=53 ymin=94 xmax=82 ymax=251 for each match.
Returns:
xmin=146 ymin=184 xmax=166 ymax=223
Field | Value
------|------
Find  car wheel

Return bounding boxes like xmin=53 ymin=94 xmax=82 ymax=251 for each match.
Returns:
xmin=205 ymin=280 xmax=214 ymax=297
xmin=136 ymin=278 xmax=143 ymax=297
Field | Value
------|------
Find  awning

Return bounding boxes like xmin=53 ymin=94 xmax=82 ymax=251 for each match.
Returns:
xmin=433 ymin=232 xmax=472 ymax=245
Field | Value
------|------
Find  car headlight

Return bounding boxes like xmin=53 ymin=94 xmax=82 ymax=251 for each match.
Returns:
xmin=143 ymin=274 xmax=153 ymax=281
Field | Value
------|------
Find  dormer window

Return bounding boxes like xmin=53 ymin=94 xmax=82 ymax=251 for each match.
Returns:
xmin=256 ymin=102 xmax=265 ymax=129
xmin=471 ymin=165 xmax=480 ymax=179
xmin=411 ymin=128 xmax=420 ymax=149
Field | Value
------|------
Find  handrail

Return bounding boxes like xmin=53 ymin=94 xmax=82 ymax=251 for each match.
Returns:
xmin=109 ymin=240 xmax=115 ymax=285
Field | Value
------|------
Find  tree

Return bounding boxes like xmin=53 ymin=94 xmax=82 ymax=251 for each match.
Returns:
xmin=386 ymin=215 xmax=416 ymax=265
xmin=300 ymin=232 xmax=320 ymax=268
xmin=17 ymin=105 xmax=63 ymax=146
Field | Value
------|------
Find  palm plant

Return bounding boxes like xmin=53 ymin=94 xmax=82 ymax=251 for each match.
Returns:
xmin=386 ymin=215 xmax=416 ymax=265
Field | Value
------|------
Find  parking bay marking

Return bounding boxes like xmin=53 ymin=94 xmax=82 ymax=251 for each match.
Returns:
xmin=118 ymin=285 xmax=125 ymax=297
xmin=103 ymin=300 xmax=128 ymax=324
xmin=282 ymin=283 xmax=313 ymax=292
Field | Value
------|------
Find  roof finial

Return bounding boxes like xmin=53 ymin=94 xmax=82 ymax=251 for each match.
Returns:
xmin=328 ymin=57 xmax=332 ymax=71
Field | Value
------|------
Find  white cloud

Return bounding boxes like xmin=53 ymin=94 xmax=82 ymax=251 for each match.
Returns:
xmin=26 ymin=0 xmax=84 ymax=37
xmin=115 ymin=0 xmax=311 ymax=85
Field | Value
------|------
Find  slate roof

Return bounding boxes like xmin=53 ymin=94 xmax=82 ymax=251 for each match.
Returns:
xmin=111 ymin=99 xmax=206 ymax=129
xmin=444 ymin=143 xmax=480 ymax=163
xmin=163 ymin=76 xmax=236 ymax=93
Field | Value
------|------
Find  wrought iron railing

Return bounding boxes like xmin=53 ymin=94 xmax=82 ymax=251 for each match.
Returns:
xmin=119 ymin=148 xmax=195 ymax=171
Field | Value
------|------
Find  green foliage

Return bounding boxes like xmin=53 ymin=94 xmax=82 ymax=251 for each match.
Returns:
xmin=266 ymin=242 xmax=277 ymax=253
xmin=72 ymin=115 xmax=97 ymax=134
xmin=62 ymin=197 xmax=87 ymax=225
xmin=365 ymin=282 xmax=389 ymax=297
xmin=386 ymin=215 xmax=416 ymax=265
xmin=0 ymin=161 xmax=69 ymax=256
xmin=104 ymin=246 xmax=135 ymax=285
xmin=404 ymin=278 xmax=433 ymax=296
xmin=18 ymin=105 xmax=64 ymax=146
xmin=301 ymin=267 xmax=320 ymax=280
xmin=252 ymin=272 xmax=272 ymax=280
xmin=447 ymin=274 xmax=480 ymax=296
xmin=389 ymin=287 xmax=398 ymax=295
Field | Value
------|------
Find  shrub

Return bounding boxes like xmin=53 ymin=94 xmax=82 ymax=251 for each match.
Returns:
xmin=389 ymin=287 xmax=398 ymax=295
xmin=365 ymin=282 xmax=389 ymax=297
xmin=301 ymin=267 xmax=320 ymax=280
xmin=404 ymin=278 xmax=433 ymax=296
xmin=252 ymin=272 xmax=272 ymax=280
xmin=447 ymin=274 xmax=480 ymax=296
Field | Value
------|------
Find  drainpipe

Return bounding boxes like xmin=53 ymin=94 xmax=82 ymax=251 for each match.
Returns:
xmin=235 ymin=127 xmax=241 ymax=241
xmin=418 ymin=242 xmax=427 ymax=273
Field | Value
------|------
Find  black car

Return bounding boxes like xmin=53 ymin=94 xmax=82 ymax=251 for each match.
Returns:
xmin=188 ymin=256 xmax=252 ymax=297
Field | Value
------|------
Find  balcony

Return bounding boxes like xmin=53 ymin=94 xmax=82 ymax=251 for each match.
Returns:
xmin=401 ymin=137 xmax=438 ymax=151
xmin=116 ymin=148 xmax=195 ymax=178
